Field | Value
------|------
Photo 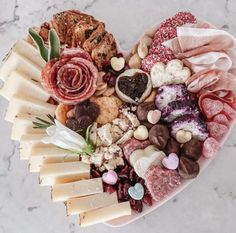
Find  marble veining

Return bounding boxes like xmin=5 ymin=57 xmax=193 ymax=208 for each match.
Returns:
xmin=0 ymin=0 xmax=236 ymax=233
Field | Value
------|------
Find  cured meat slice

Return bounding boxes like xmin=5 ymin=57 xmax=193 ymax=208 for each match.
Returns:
xmin=122 ymin=138 xmax=151 ymax=162
xmin=145 ymin=165 xmax=181 ymax=201
xmin=41 ymin=48 xmax=98 ymax=104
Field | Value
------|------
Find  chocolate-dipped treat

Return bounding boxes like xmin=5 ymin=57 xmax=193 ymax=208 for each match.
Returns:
xmin=148 ymin=124 xmax=169 ymax=150
xmin=178 ymin=157 xmax=200 ymax=179
xmin=164 ymin=137 xmax=181 ymax=155
xmin=181 ymin=138 xmax=202 ymax=161
xmin=136 ymin=102 xmax=156 ymax=122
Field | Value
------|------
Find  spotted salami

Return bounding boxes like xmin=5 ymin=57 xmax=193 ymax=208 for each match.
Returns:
xmin=41 ymin=48 xmax=98 ymax=104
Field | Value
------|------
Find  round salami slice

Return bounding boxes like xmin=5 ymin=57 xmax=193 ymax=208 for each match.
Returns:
xmin=145 ymin=165 xmax=181 ymax=201
xmin=41 ymin=48 xmax=98 ymax=104
xmin=202 ymin=137 xmax=220 ymax=158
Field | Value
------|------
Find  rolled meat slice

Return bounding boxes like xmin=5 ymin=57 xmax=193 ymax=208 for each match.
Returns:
xmin=41 ymin=48 xmax=98 ymax=104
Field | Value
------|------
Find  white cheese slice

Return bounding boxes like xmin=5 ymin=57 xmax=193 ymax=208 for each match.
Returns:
xmin=39 ymin=161 xmax=90 ymax=186
xmin=20 ymin=133 xmax=47 ymax=160
xmin=12 ymin=39 xmax=45 ymax=69
xmin=66 ymin=192 xmax=118 ymax=215
xmin=29 ymin=146 xmax=80 ymax=172
xmin=52 ymin=178 xmax=103 ymax=202
xmin=80 ymin=202 xmax=132 ymax=227
xmin=0 ymin=70 xmax=49 ymax=101
xmin=5 ymin=94 xmax=56 ymax=123
xmin=11 ymin=114 xmax=47 ymax=141
xmin=0 ymin=51 xmax=42 ymax=82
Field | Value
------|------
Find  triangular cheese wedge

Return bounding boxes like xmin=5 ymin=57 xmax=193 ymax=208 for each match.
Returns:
xmin=5 ymin=94 xmax=56 ymax=122
xmin=0 ymin=70 xmax=49 ymax=101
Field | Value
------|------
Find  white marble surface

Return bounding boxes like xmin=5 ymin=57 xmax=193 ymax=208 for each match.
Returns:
xmin=0 ymin=0 xmax=236 ymax=232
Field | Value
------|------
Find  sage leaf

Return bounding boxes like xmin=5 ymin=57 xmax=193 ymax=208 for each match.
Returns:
xmin=48 ymin=29 xmax=60 ymax=60
xmin=28 ymin=28 xmax=48 ymax=62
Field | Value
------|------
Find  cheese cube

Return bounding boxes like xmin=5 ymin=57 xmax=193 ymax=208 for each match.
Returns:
xmin=39 ymin=161 xmax=90 ymax=186
xmin=5 ymin=94 xmax=56 ymax=122
xmin=80 ymin=202 xmax=132 ymax=227
xmin=20 ymin=133 xmax=47 ymax=160
xmin=52 ymin=178 xmax=103 ymax=202
xmin=12 ymin=39 xmax=45 ymax=68
xmin=66 ymin=192 xmax=118 ymax=215
xmin=11 ymin=114 xmax=47 ymax=141
xmin=29 ymin=146 xmax=80 ymax=172
xmin=0 ymin=70 xmax=49 ymax=101
xmin=0 ymin=51 xmax=42 ymax=82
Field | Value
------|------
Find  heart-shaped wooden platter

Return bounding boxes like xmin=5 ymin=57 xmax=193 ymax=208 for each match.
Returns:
xmin=0 ymin=10 xmax=235 ymax=227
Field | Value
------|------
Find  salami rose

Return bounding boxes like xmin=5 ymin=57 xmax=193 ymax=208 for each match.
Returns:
xmin=41 ymin=48 xmax=98 ymax=104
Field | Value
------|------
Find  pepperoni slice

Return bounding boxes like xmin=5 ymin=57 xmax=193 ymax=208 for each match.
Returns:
xmin=202 ymin=137 xmax=220 ymax=158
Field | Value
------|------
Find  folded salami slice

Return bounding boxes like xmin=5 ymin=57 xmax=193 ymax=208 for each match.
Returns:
xmin=41 ymin=48 xmax=98 ymax=104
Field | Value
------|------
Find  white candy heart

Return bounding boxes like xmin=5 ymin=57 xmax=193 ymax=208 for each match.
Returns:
xmin=133 ymin=125 xmax=148 ymax=140
xmin=162 ymin=153 xmax=179 ymax=170
xmin=147 ymin=110 xmax=161 ymax=124
xmin=111 ymin=56 xmax=125 ymax=71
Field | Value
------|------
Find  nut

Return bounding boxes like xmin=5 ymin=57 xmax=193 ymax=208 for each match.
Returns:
xmin=145 ymin=25 xmax=157 ymax=37
xmin=128 ymin=53 xmax=141 ymax=69
xmin=137 ymin=43 xmax=148 ymax=59
xmin=133 ymin=125 xmax=149 ymax=140
xmin=147 ymin=110 xmax=161 ymax=124
xmin=110 ymin=57 xmax=125 ymax=71
xmin=131 ymin=44 xmax=138 ymax=54
xmin=144 ymin=89 xmax=157 ymax=102
xmin=175 ymin=130 xmax=192 ymax=144
xmin=140 ymin=35 xmax=153 ymax=47
xmin=66 ymin=108 xmax=75 ymax=118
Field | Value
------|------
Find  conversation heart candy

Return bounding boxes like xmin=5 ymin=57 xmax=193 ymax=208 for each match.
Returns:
xmin=128 ymin=183 xmax=144 ymax=200
xmin=102 ymin=170 xmax=118 ymax=185
xmin=147 ymin=110 xmax=161 ymax=124
xmin=162 ymin=153 xmax=179 ymax=170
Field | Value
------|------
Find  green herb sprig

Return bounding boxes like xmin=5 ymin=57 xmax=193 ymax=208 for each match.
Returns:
xmin=32 ymin=114 xmax=55 ymax=129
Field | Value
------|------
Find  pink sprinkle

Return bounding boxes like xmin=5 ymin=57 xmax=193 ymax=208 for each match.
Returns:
xmin=153 ymin=26 xmax=177 ymax=44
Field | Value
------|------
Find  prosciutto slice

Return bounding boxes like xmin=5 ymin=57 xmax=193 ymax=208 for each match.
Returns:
xmin=42 ymin=48 xmax=98 ymax=104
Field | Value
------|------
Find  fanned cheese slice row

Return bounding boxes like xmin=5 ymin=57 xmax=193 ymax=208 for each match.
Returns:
xmin=0 ymin=70 xmax=50 ymax=101
xmin=66 ymin=192 xmax=118 ymax=215
xmin=52 ymin=178 xmax=103 ymax=202
xmin=29 ymin=146 xmax=80 ymax=172
xmin=12 ymin=39 xmax=46 ymax=69
xmin=39 ymin=161 xmax=90 ymax=186
xmin=0 ymin=51 xmax=42 ymax=82
xmin=20 ymin=133 xmax=47 ymax=160
xmin=80 ymin=202 xmax=132 ymax=227
xmin=5 ymin=94 xmax=56 ymax=123
xmin=11 ymin=114 xmax=46 ymax=141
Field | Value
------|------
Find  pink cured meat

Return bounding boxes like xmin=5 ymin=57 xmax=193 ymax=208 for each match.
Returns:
xmin=202 ymin=137 xmax=220 ymax=158
xmin=223 ymin=103 xmax=236 ymax=119
xmin=41 ymin=48 xmax=98 ymax=104
xmin=207 ymin=122 xmax=228 ymax=141
xmin=122 ymin=138 xmax=151 ymax=162
xmin=145 ymin=165 xmax=181 ymax=201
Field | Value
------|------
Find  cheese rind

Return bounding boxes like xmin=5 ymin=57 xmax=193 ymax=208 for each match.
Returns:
xmin=80 ymin=202 xmax=132 ymax=227
xmin=0 ymin=51 xmax=42 ymax=82
xmin=39 ymin=161 xmax=90 ymax=186
xmin=5 ymin=95 xmax=56 ymax=122
xmin=66 ymin=192 xmax=118 ymax=215
xmin=0 ymin=70 xmax=49 ymax=101
xmin=52 ymin=178 xmax=103 ymax=202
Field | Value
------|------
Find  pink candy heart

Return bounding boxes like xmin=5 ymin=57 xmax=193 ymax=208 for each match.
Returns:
xmin=147 ymin=110 xmax=161 ymax=124
xmin=162 ymin=153 xmax=179 ymax=170
xmin=102 ymin=170 xmax=118 ymax=185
